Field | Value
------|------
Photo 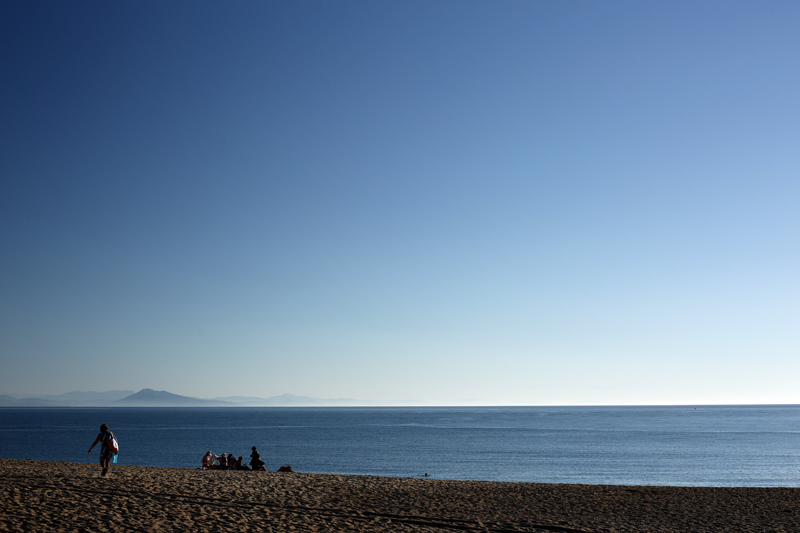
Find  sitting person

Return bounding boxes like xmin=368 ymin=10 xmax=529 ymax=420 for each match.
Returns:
xmin=250 ymin=446 xmax=266 ymax=471
xmin=218 ymin=453 xmax=228 ymax=469
xmin=229 ymin=452 xmax=238 ymax=470
xmin=202 ymin=451 xmax=214 ymax=469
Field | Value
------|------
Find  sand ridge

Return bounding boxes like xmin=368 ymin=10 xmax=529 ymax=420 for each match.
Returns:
xmin=1 ymin=458 xmax=798 ymax=532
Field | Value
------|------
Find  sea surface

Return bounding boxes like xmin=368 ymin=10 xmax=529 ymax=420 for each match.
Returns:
xmin=1 ymin=405 xmax=799 ymax=487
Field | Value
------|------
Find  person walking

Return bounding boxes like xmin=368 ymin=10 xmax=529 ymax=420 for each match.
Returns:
xmin=88 ymin=424 xmax=117 ymax=476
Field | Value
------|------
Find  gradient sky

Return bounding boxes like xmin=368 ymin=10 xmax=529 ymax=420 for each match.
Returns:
xmin=2 ymin=1 xmax=799 ymax=405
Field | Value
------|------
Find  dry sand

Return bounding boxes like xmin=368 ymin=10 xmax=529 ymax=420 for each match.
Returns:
xmin=1 ymin=458 xmax=798 ymax=532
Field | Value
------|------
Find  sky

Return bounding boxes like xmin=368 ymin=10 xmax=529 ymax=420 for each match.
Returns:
xmin=1 ymin=1 xmax=799 ymax=405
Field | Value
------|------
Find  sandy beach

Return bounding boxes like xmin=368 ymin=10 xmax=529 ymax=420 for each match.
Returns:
xmin=1 ymin=458 xmax=798 ymax=532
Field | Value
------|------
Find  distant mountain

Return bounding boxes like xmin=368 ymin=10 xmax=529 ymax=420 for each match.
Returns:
xmin=115 ymin=389 xmax=233 ymax=407
xmin=0 ymin=390 xmax=136 ymax=407
xmin=0 ymin=394 xmax=21 ymax=406
xmin=41 ymin=390 xmax=135 ymax=405
xmin=0 ymin=389 xmax=400 ymax=407
xmin=213 ymin=393 xmax=374 ymax=406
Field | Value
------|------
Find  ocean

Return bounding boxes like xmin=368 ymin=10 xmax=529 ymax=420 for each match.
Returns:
xmin=1 ymin=405 xmax=799 ymax=487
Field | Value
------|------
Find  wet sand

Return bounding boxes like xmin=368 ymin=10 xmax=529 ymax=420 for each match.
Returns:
xmin=1 ymin=458 xmax=798 ymax=532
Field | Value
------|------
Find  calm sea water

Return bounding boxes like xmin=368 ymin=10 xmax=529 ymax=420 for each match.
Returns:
xmin=1 ymin=406 xmax=799 ymax=487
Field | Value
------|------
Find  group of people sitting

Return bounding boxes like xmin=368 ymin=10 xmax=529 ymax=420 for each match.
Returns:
xmin=202 ymin=446 xmax=266 ymax=471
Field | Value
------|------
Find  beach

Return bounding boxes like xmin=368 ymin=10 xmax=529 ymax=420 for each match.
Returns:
xmin=1 ymin=459 xmax=798 ymax=532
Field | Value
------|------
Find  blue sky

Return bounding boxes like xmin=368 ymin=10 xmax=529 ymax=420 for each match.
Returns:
xmin=2 ymin=1 xmax=798 ymax=404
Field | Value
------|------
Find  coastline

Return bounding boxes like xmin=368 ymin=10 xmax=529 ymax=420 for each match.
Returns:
xmin=2 ymin=458 xmax=798 ymax=532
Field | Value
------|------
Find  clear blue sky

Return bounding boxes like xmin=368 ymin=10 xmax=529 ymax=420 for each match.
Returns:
xmin=2 ymin=1 xmax=798 ymax=404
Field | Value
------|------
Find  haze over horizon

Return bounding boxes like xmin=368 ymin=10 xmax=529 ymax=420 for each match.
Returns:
xmin=2 ymin=1 xmax=799 ymax=406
